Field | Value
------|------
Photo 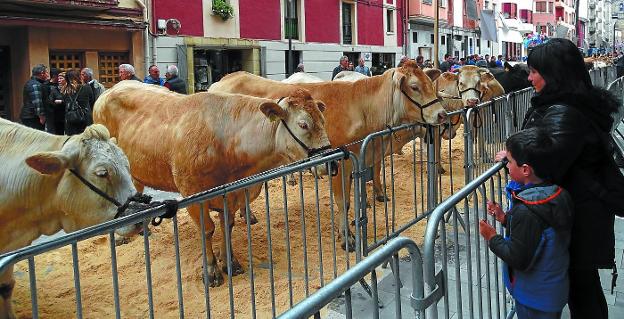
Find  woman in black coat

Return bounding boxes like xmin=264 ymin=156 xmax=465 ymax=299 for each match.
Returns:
xmin=496 ymin=38 xmax=619 ymax=318
xmin=61 ymin=69 xmax=94 ymax=135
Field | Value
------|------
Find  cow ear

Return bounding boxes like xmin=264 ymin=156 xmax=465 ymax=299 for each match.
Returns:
xmin=424 ymin=68 xmax=441 ymax=81
xmin=441 ymin=72 xmax=457 ymax=81
xmin=316 ymin=101 xmax=326 ymax=112
xmin=503 ymin=62 xmax=512 ymax=70
xmin=260 ymin=102 xmax=288 ymax=122
xmin=26 ymin=152 xmax=69 ymax=175
xmin=480 ymin=71 xmax=495 ymax=83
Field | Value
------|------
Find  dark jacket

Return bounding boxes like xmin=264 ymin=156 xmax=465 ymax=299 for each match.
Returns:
xmin=331 ymin=66 xmax=347 ymax=80
xmin=489 ymin=184 xmax=573 ymax=312
xmin=522 ymin=88 xmax=618 ymax=269
xmin=20 ymin=76 xmax=47 ymax=119
xmin=164 ymin=75 xmax=187 ymax=94
xmin=64 ymin=84 xmax=94 ymax=135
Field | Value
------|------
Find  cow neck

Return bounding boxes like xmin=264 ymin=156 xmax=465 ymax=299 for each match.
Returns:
xmin=356 ymin=72 xmax=397 ymax=130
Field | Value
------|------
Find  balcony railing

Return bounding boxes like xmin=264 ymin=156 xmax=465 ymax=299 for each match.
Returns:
xmin=284 ymin=17 xmax=299 ymax=40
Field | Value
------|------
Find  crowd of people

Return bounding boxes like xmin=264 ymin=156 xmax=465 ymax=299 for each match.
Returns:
xmin=19 ymin=63 xmax=187 ymax=135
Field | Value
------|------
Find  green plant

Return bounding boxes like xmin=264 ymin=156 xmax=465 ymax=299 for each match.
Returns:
xmin=212 ymin=0 xmax=234 ymax=21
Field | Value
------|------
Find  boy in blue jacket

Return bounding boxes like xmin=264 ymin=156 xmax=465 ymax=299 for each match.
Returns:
xmin=479 ymin=127 xmax=573 ymax=319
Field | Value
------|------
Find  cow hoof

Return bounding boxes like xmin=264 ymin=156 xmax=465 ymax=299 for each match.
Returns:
xmin=375 ymin=194 xmax=390 ymax=202
xmin=114 ymin=237 xmax=131 ymax=246
xmin=202 ymin=267 xmax=224 ymax=287
xmin=339 ymin=234 xmax=356 ymax=252
xmin=222 ymin=260 xmax=245 ymax=276
xmin=247 ymin=212 xmax=258 ymax=225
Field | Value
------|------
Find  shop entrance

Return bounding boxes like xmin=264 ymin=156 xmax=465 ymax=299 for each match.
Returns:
xmin=193 ymin=48 xmax=252 ymax=92
xmin=0 ymin=46 xmax=10 ymax=120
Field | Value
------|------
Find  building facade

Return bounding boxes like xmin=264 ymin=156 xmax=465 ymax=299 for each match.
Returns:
xmin=0 ymin=0 xmax=146 ymax=122
xmin=153 ymin=0 xmax=405 ymax=93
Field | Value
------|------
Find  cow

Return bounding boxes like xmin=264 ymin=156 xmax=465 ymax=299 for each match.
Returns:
xmin=282 ymin=72 xmax=324 ymax=84
xmin=383 ymin=66 xmax=505 ymax=180
xmin=208 ymin=60 xmax=448 ymax=251
xmin=93 ymin=81 xmax=331 ymax=287
xmin=333 ymin=71 xmax=367 ymax=82
xmin=0 ymin=120 xmax=142 ymax=319
xmin=490 ymin=62 xmax=531 ymax=93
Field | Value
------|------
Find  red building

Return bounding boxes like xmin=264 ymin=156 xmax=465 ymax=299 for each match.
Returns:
xmin=152 ymin=0 xmax=405 ymax=92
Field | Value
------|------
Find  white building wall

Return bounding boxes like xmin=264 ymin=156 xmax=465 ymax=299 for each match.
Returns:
xmin=154 ymin=36 xmax=184 ymax=74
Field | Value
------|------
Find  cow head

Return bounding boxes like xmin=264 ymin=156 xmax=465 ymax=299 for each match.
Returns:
xmin=261 ymin=88 xmax=333 ymax=169
xmin=393 ymin=60 xmax=447 ymax=125
xmin=25 ymin=125 xmax=141 ymax=237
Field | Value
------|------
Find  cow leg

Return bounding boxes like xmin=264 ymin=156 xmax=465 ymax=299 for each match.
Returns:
xmin=218 ymin=211 xmax=244 ymax=276
xmin=434 ymin=130 xmax=446 ymax=175
xmin=0 ymin=265 xmax=16 ymax=319
xmin=332 ymin=160 xmax=356 ymax=252
xmin=238 ymin=207 xmax=258 ymax=225
xmin=372 ymin=161 xmax=389 ymax=202
xmin=286 ymin=173 xmax=298 ymax=186
xmin=186 ymin=203 xmax=223 ymax=287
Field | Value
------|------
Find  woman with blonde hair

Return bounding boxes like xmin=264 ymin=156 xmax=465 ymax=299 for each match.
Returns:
xmin=61 ymin=69 xmax=93 ymax=135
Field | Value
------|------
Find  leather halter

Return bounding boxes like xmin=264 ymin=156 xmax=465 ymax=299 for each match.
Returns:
xmin=398 ymin=75 xmax=442 ymax=122
xmin=276 ymin=97 xmax=332 ymax=157
xmin=62 ymin=137 xmax=142 ymax=219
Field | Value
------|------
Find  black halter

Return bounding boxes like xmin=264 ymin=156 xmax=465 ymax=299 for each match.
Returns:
xmin=62 ymin=137 xmax=146 ymax=218
xmin=276 ymin=97 xmax=332 ymax=157
xmin=399 ymin=76 xmax=442 ymax=123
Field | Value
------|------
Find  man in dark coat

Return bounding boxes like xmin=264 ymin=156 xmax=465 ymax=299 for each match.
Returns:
xmin=164 ymin=65 xmax=187 ymax=94
xmin=331 ymin=56 xmax=349 ymax=80
xmin=20 ymin=64 xmax=49 ymax=130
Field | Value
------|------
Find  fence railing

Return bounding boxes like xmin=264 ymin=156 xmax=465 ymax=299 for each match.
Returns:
xmin=2 ymin=68 xmax=621 ymax=319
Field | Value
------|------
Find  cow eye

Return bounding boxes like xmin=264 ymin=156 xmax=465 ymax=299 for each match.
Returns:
xmin=95 ymin=169 xmax=108 ymax=178
xmin=298 ymin=121 xmax=309 ymax=130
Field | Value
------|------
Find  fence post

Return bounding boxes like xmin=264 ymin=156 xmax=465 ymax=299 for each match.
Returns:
xmin=463 ymin=110 xmax=475 ymax=183
xmin=426 ymin=125 xmax=438 ymax=210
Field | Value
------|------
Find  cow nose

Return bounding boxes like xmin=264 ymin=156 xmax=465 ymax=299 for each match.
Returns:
xmin=437 ymin=111 xmax=448 ymax=124
xmin=467 ymin=98 xmax=479 ymax=106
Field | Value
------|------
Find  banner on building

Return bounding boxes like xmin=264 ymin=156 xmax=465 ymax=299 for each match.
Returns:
xmin=556 ymin=24 xmax=569 ymax=39
xmin=466 ymin=0 xmax=478 ymax=20
xmin=479 ymin=10 xmax=498 ymax=42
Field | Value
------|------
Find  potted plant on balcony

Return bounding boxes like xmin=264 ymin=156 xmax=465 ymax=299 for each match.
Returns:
xmin=212 ymin=0 xmax=234 ymax=21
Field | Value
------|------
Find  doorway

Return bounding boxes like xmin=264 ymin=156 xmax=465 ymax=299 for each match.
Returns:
xmin=193 ymin=48 xmax=249 ymax=92
xmin=0 ymin=46 xmax=10 ymax=120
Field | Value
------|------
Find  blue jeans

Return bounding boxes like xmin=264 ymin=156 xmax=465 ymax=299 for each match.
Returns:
xmin=515 ymin=302 xmax=562 ymax=319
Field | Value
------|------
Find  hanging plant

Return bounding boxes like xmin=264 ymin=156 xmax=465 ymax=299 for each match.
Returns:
xmin=212 ymin=0 xmax=234 ymax=21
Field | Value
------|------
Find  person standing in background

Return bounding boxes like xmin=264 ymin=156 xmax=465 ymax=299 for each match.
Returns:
xmin=144 ymin=65 xmax=165 ymax=85
xmin=20 ymin=64 xmax=49 ymax=130
xmin=164 ymin=65 xmax=187 ymax=94
xmin=354 ymin=57 xmax=371 ymax=76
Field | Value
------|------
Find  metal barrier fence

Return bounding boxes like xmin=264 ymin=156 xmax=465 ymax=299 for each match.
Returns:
xmin=277 ymin=236 xmax=442 ymax=319
xmin=0 ymin=150 xmax=367 ymax=319
xmin=589 ymin=66 xmax=618 ymax=88
xmin=423 ymin=162 xmax=509 ymax=319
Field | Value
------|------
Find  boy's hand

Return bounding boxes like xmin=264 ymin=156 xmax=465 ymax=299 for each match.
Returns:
xmin=495 ymin=150 xmax=507 ymax=162
xmin=479 ymin=220 xmax=497 ymax=241
xmin=487 ymin=201 xmax=506 ymax=223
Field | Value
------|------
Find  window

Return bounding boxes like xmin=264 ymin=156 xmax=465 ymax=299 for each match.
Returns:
xmin=484 ymin=0 xmax=489 ymax=9
xmin=423 ymin=0 xmax=431 ymax=4
xmin=430 ymin=33 xmax=434 ymax=44
xmin=520 ymin=9 xmax=533 ymax=23
xmin=441 ymin=35 xmax=446 ymax=45
xmin=284 ymin=0 xmax=300 ymax=40
xmin=98 ymin=52 xmax=129 ymax=88
xmin=548 ymin=2 xmax=554 ymax=14
xmin=535 ymin=2 xmax=547 ymax=13
xmin=386 ymin=9 xmax=395 ymax=33
xmin=502 ymin=3 xmax=517 ymax=19
xmin=342 ymin=2 xmax=354 ymax=44
xmin=49 ymin=51 xmax=84 ymax=72
xmin=412 ymin=32 xmax=418 ymax=43
xmin=476 ymin=38 xmax=480 ymax=49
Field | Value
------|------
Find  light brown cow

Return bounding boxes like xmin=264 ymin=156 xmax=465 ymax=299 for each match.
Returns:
xmin=93 ymin=81 xmax=330 ymax=287
xmin=0 ymin=120 xmax=141 ymax=319
xmin=208 ymin=60 xmax=447 ymax=250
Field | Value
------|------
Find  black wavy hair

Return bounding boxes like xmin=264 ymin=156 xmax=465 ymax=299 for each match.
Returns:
xmin=527 ymin=38 xmax=592 ymax=96
xmin=528 ymin=38 xmax=619 ymax=132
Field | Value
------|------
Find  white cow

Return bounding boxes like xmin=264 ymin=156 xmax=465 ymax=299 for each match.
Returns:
xmin=333 ymin=71 xmax=367 ymax=82
xmin=282 ymin=72 xmax=324 ymax=84
xmin=0 ymin=120 xmax=141 ymax=319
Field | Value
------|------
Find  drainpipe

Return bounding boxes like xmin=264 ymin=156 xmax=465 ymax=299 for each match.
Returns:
xmin=134 ymin=0 xmax=150 ymax=74
xmin=148 ymin=0 xmax=157 ymax=66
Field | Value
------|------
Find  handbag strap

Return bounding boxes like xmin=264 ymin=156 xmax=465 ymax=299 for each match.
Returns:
xmin=68 ymin=86 xmax=83 ymax=108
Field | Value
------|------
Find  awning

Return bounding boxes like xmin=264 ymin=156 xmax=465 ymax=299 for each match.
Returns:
xmin=499 ymin=29 xmax=524 ymax=43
